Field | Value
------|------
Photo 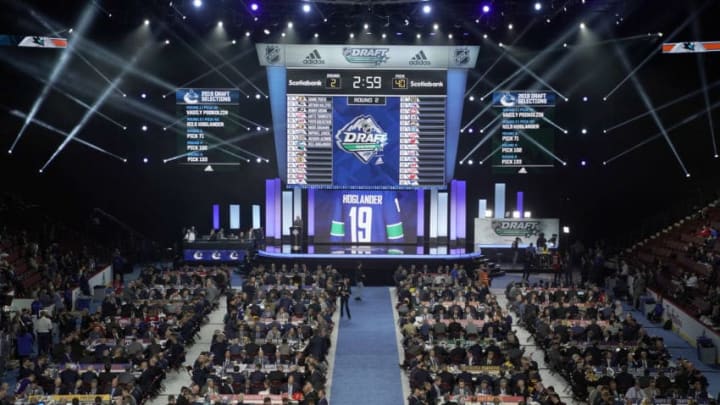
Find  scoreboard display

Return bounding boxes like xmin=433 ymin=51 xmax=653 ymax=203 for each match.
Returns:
xmin=286 ymin=69 xmax=447 ymax=189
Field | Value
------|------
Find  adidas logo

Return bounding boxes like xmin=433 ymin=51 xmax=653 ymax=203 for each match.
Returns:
xmin=303 ymin=49 xmax=325 ymax=65
xmin=409 ymin=50 xmax=431 ymax=65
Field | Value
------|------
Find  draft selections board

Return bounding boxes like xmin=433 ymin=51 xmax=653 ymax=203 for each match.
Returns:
xmin=175 ymin=88 xmax=241 ymax=170
xmin=286 ymin=70 xmax=447 ymax=189
xmin=491 ymin=91 xmax=556 ymax=174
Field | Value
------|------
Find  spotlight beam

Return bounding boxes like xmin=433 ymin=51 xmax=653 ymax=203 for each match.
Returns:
xmin=36 ymin=77 xmax=126 ymax=129
xmin=165 ymin=28 xmax=249 ymax=97
xmin=479 ymin=115 xmax=501 ymax=133
xmin=8 ymin=5 xmax=96 ymax=154
xmin=229 ymin=112 xmax=265 ymax=129
xmin=7 ymin=109 xmax=126 ymax=162
xmin=604 ymin=1 xmax=710 ymax=100
xmin=177 ymin=23 xmax=267 ymax=97
xmin=616 ymin=45 xmax=689 ymax=176
xmin=692 ymin=20 xmax=718 ymax=156
xmin=604 ymin=79 xmax=720 ymax=133
xmin=605 ymin=99 xmax=720 ymax=164
xmin=40 ymin=43 xmax=150 ymax=172
xmin=73 ymin=50 xmax=125 ymax=96
xmin=499 ymin=49 xmax=567 ymax=100
xmin=479 ymin=145 xmax=502 ymax=165
xmin=459 ymin=124 xmax=499 ymax=163
xmin=464 ymin=19 xmax=538 ymax=98
xmin=161 ymin=49 xmax=254 ymax=98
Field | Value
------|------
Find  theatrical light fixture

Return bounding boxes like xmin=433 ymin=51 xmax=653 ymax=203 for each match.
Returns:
xmin=302 ymin=3 xmax=311 ymax=13
xmin=288 ymin=22 xmax=293 ymax=28
xmin=250 ymin=3 xmax=259 ymax=11
xmin=255 ymin=94 xmax=261 ymax=99
xmin=582 ymin=96 xmax=588 ymax=102
xmin=141 ymin=93 xmax=147 ymax=99
xmin=508 ymin=23 xmax=513 ymax=30
xmin=143 ymin=158 xmax=149 ymax=163
xmin=245 ymin=31 xmax=251 ymax=37
xmin=364 ymin=23 xmax=369 ymax=30
xmin=658 ymin=32 xmax=663 ymax=37
xmin=193 ymin=0 xmax=202 ymax=8
xmin=141 ymin=125 xmax=148 ymax=131
xmin=217 ymin=21 xmax=223 ymax=27
xmin=69 ymin=28 xmax=74 ymax=33
xmin=686 ymin=173 xmax=691 ymax=178
xmin=164 ymin=39 xmax=170 ymax=45
xmin=546 ymin=18 xmax=551 ymax=23
xmin=433 ymin=23 xmax=439 ymax=30
xmin=579 ymin=22 xmax=586 ymax=29
xmin=263 ymin=29 xmax=270 ymax=35
xmin=469 ymin=96 xmax=475 ymax=101
xmin=534 ymin=2 xmax=542 ymax=11
xmin=416 ymin=33 xmax=421 ymax=39
xmin=314 ymin=33 xmax=319 ymax=38
xmin=581 ymin=160 xmax=587 ymax=166
xmin=281 ymin=33 xmax=286 ymax=37
xmin=448 ymin=34 xmax=453 ymax=39
xmin=144 ymin=19 xmax=150 ymax=25
xmin=563 ymin=43 xmax=568 ymax=48
xmin=467 ymin=159 xmax=474 ymax=165
xmin=512 ymin=211 xmax=520 ymax=219
xmin=481 ymin=4 xmax=491 ymax=14
xmin=715 ymin=154 xmax=719 ymax=158
xmin=381 ymin=33 xmax=387 ymax=38
xmin=422 ymin=4 xmax=432 ymax=14
xmin=256 ymin=157 xmax=262 ymax=163
xmin=483 ymin=34 xmax=488 ymax=39
xmin=232 ymin=39 xmax=236 ymax=44
xmin=581 ymin=128 xmax=587 ymax=134
xmin=349 ymin=33 xmax=355 ymax=38
xmin=498 ymin=42 xmax=504 ymax=47
xmin=468 ymin=128 xmax=474 ymax=133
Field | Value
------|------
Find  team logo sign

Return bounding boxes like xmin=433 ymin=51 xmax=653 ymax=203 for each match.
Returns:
xmin=342 ymin=47 xmax=390 ymax=65
xmin=183 ymin=89 xmax=200 ymax=104
xmin=335 ymin=115 xmax=388 ymax=164
xmin=454 ymin=47 xmax=471 ymax=65
xmin=264 ymin=45 xmax=281 ymax=64
xmin=499 ymin=92 xmax=517 ymax=107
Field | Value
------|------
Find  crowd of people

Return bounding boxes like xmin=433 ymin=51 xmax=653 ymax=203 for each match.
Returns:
xmin=629 ymin=204 xmax=720 ymax=328
xmin=507 ymin=281 xmax=712 ymax=403
xmin=0 ymin=264 xmax=228 ymax=405
xmin=393 ymin=263 xmax=565 ymax=405
xmin=174 ymin=263 xmax=336 ymax=405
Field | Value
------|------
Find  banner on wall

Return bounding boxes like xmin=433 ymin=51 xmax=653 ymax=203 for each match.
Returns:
xmin=474 ymin=218 xmax=559 ymax=247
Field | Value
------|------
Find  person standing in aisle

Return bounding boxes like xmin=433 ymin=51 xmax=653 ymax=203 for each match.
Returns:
xmin=354 ymin=262 xmax=365 ymax=302
xmin=339 ymin=276 xmax=352 ymax=320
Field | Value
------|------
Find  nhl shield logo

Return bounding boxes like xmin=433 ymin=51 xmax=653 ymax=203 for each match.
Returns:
xmin=265 ymin=45 xmax=281 ymax=64
xmin=335 ymin=114 xmax=388 ymax=164
xmin=454 ymin=47 xmax=470 ymax=65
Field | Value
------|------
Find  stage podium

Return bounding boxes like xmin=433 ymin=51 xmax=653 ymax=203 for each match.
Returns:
xmin=290 ymin=226 xmax=303 ymax=252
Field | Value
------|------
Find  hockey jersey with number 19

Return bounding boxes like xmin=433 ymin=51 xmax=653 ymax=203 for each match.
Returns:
xmin=329 ymin=191 xmax=405 ymax=244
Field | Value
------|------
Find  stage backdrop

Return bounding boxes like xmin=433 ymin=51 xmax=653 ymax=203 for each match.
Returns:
xmin=314 ymin=190 xmax=418 ymax=244
xmin=474 ymin=218 xmax=559 ymax=248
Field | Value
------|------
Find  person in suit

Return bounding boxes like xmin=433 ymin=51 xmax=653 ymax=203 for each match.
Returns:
xmin=317 ymin=388 xmax=328 ymax=405
xmin=408 ymin=387 xmax=425 ymax=405
xmin=339 ymin=277 xmax=352 ymax=319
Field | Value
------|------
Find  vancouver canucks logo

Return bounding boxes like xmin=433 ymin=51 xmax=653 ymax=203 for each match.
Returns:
xmin=335 ymin=115 xmax=387 ymax=165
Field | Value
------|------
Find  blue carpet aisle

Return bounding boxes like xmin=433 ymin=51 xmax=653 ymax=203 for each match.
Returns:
xmin=330 ymin=287 xmax=405 ymax=405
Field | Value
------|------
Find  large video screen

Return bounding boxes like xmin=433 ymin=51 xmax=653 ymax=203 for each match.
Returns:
xmin=491 ymin=91 xmax=556 ymax=174
xmin=176 ymin=88 xmax=241 ymax=170
xmin=287 ymin=69 xmax=446 ymax=188
xmin=314 ymin=190 xmax=418 ymax=244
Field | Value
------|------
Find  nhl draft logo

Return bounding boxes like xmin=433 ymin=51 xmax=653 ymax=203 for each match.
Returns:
xmin=335 ymin=115 xmax=388 ymax=165
xmin=454 ymin=47 xmax=471 ymax=65
xmin=342 ymin=47 xmax=390 ymax=66
xmin=264 ymin=45 xmax=281 ymax=64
